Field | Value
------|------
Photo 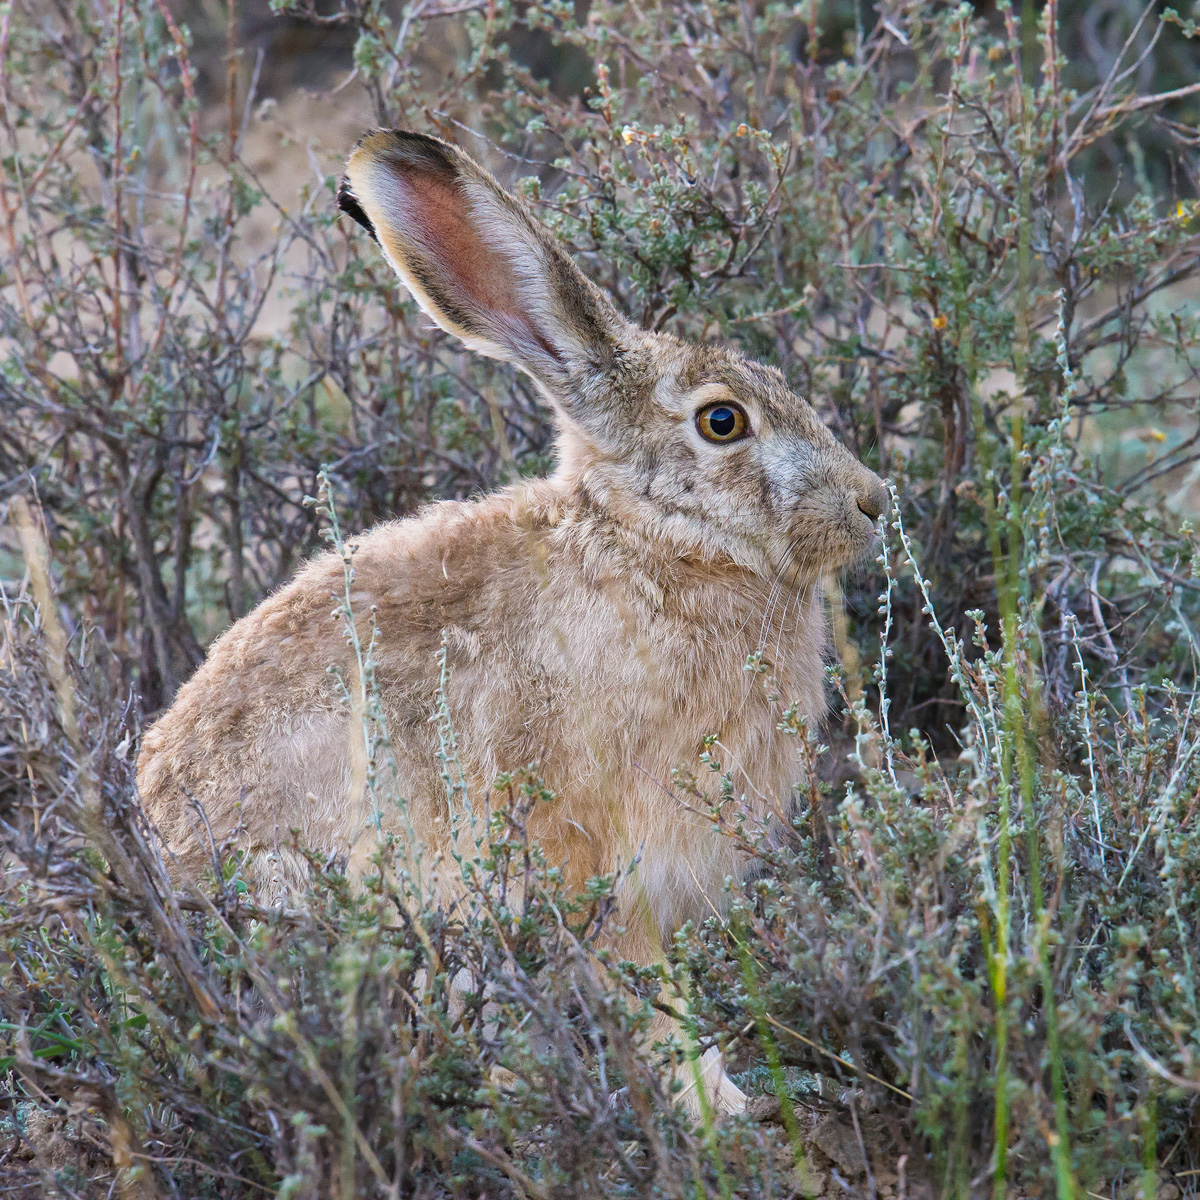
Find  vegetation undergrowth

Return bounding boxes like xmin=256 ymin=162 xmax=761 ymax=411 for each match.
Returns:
xmin=2 ymin=1 xmax=1200 ymax=1196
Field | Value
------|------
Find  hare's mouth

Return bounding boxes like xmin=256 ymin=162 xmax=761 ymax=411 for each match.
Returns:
xmin=843 ymin=506 xmax=883 ymax=559
xmin=771 ymin=508 xmax=879 ymax=582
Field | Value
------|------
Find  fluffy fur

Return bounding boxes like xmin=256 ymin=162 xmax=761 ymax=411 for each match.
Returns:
xmin=138 ymin=130 xmax=887 ymax=1115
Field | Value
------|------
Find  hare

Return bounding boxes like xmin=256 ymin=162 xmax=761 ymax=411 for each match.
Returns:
xmin=137 ymin=129 xmax=887 ymax=1116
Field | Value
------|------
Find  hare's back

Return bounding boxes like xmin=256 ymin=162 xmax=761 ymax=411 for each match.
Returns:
xmin=136 ymin=489 xmax=553 ymax=871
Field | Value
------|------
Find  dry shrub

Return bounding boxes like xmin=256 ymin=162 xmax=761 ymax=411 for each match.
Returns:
xmin=3 ymin=1 xmax=1200 ymax=1196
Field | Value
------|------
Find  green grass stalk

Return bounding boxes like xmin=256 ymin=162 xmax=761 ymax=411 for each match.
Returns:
xmin=736 ymin=925 xmax=816 ymax=1188
xmin=677 ymin=981 xmax=733 ymax=1200
xmin=1142 ymin=1085 xmax=1158 ymax=1200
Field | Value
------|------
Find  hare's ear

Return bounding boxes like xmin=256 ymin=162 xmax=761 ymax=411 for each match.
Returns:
xmin=338 ymin=130 xmax=623 ymax=390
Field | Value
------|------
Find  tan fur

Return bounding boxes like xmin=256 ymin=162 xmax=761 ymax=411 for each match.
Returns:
xmin=138 ymin=130 xmax=887 ymax=1116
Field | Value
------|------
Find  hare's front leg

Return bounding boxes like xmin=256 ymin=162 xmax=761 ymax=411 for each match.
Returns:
xmin=646 ymin=990 xmax=749 ymax=1119
xmin=618 ymin=907 xmax=748 ymax=1118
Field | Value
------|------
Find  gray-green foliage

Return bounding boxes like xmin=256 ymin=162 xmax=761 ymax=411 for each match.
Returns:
xmin=2 ymin=0 xmax=1200 ymax=1196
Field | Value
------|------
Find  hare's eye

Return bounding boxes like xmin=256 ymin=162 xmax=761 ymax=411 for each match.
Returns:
xmin=696 ymin=402 xmax=749 ymax=444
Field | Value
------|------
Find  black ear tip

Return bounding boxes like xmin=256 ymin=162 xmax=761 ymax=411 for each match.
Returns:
xmin=336 ymin=178 xmax=377 ymax=241
xmin=388 ymin=129 xmax=451 ymax=151
xmin=383 ymin=129 xmax=461 ymax=176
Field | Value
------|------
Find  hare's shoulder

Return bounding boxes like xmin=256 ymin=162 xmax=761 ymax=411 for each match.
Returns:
xmin=176 ymin=485 xmax=562 ymax=693
xmin=342 ymin=483 xmax=570 ymax=620
xmin=137 ymin=488 xmax=560 ymax=809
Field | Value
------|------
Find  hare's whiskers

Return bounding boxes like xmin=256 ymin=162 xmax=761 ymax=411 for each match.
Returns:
xmin=772 ymin=544 xmax=810 ymax=676
xmin=757 ymin=534 xmax=805 ymax=655
xmin=755 ymin=576 xmax=785 ymax=660
xmin=755 ymin=546 xmax=798 ymax=661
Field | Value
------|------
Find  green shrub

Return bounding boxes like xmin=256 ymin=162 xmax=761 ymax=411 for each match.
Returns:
xmin=2 ymin=1 xmax=1199 ymax=1196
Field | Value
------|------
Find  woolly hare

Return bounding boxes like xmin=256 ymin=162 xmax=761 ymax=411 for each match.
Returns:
xmin=138 ymin=130 xmax=887 ymax=1117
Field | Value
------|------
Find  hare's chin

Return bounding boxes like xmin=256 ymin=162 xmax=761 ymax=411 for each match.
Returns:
xmin=769 ymin=526 xmax=878 ymax=582
xmin=763 ymin=552 xmax=821 ymax=589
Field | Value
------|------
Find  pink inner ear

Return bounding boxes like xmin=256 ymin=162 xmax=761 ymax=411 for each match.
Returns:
xmin=400 ymin=171 xmax=521 ymax=316
xmin=390 ymin=168 xmax=561 ymax=363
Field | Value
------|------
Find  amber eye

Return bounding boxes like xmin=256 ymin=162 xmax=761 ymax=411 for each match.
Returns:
xmin=696 ymin=402 xmax=749 ymax=444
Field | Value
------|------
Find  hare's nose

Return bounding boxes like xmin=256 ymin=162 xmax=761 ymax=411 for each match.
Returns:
xmin=856 ymin=481 xmax=888 ymax=521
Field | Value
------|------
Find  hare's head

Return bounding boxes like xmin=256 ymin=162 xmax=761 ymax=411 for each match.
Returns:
xmin=339 ymin=130 xmax=886 ymax=583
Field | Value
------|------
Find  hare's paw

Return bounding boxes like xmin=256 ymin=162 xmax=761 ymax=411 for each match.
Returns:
xmin=674 ymin=1046 xmax=747 ymax=1119
xmin=713 ymin=1064 xmax=749 ymax=1115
